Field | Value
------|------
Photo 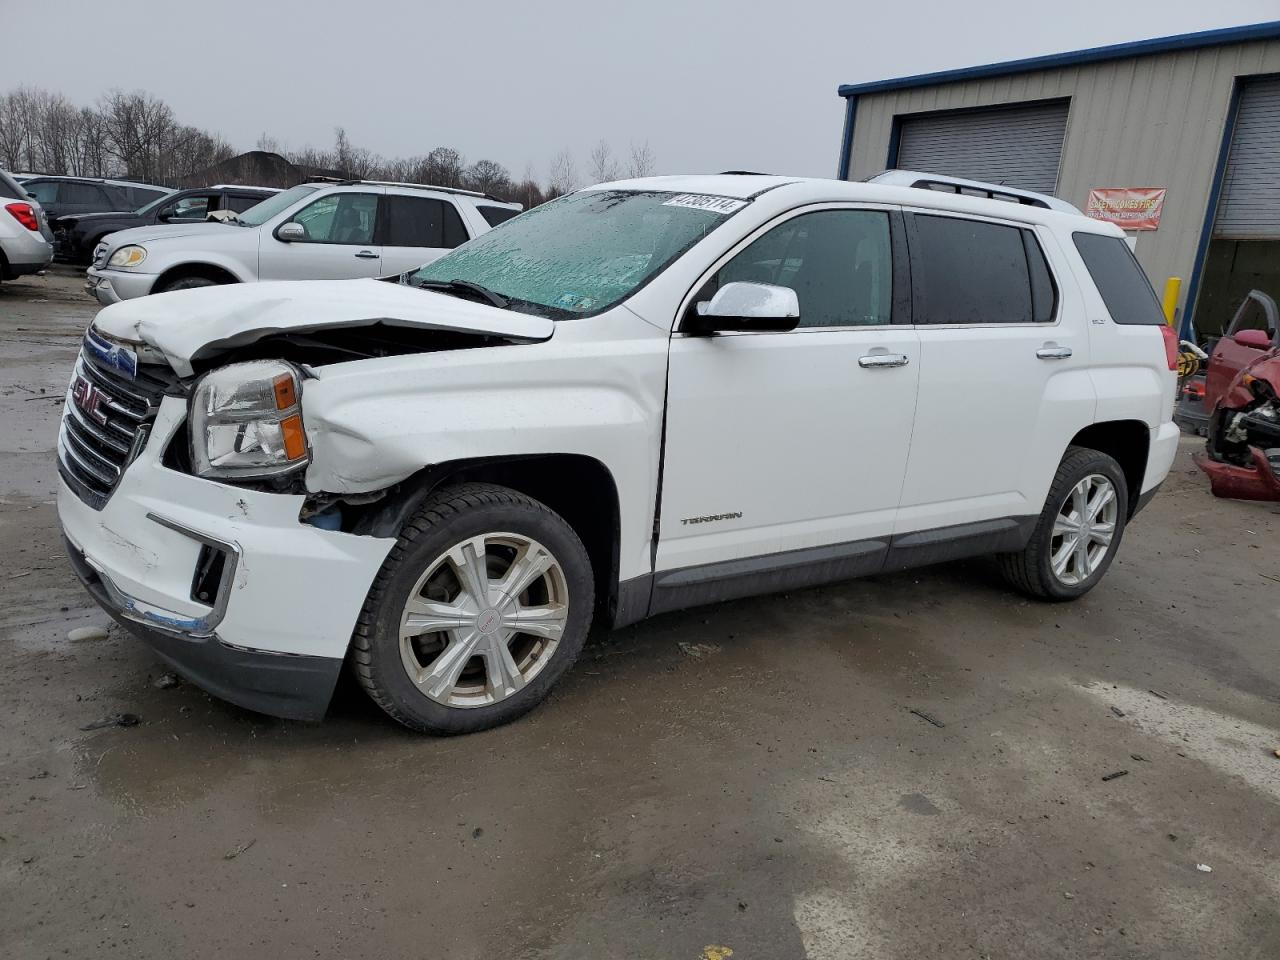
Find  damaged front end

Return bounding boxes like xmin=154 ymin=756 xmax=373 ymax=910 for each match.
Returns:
xmin=1195 ymin=364 xmax=1280 ymax=501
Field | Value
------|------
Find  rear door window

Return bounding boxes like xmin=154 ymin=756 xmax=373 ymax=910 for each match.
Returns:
xmin=381 ymin=196 xmax=470 ymax=248
xmin=1071 ymin=232 xmax=1165 ymax=325
xmin=62 ymin=182 xmax=109 ymax=206
xmin=226 ymin=193 xmax=269 ymax=214
xmin=909 ymin=214 xmax=1055 ymax=323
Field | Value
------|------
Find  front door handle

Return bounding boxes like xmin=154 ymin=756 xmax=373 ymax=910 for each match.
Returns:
xmin=859 ymin=353 xmax=910 ymax=369
xmin=1036 ymin=346 xmax=1073 ymax=360
xmin=354 ymin=250 xmax=380 ymax=260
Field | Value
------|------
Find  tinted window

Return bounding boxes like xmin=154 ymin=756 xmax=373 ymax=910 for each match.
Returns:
xmin=383 ymin=196 xmax=445 ymax=247
xmin=23 ymin=180 xmax=58 ymax=204
xmin=226 ymin=193 xmax=270 ymax=214
xmin=128 ymin=187 xmax=169 ymax=209
xmin=1072 ymin=232 xmax=1165 ymax=325
xmin=706 ymin=210 xmax=893 ymax=327
xmin=443 ymin=203 xmax=468 ymax=248
xmin=289 ymin=192 xmax=377 ymax=244
xmin=911 ymin=215 xmax=1053 ymax=324
xmin=478 ymin=205 xmax=520 ymax=228
xmin=61 ymin=182 xmax=107 ymax=204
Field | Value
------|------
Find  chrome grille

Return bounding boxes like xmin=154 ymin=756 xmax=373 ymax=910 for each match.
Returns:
xmin=58 ymin=333 xmax=176 ymax=509
xmin=92 ymin=242 xmax=107 ymax=268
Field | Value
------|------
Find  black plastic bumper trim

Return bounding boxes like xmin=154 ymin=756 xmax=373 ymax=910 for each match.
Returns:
xmin=64 ymin=536 xmax=340 ymax=721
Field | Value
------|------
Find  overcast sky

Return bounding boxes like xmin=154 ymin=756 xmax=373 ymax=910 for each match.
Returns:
xmin=1 ymin=0 xmax=1275 ymax=181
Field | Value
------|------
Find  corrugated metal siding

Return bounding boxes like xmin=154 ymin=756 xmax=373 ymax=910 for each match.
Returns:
xmin=845 ymin=39 xmax=1280 ymax=314
xmin=1214 ymin=75 xmax=1280 ymax=239
xmin=895 ymin=100 xmax=1069 ymax=192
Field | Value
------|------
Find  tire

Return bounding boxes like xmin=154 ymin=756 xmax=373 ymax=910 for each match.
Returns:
xmin=999 ymin=446 xmax=1129 ymax=601
xmin=156 ymin=275 xmax=220 ymax=294
xmin=351 ymin=482 xmax=594 ymax=734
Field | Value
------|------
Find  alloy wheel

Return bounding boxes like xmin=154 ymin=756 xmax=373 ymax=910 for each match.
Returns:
xmin=398 ymin=532 xmax=569 ymax=708
xmin=1049 ymin=474 xmax=1119 ymax=586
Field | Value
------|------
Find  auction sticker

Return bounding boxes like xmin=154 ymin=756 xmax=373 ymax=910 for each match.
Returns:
xmin=663 ymin=194 xmax=747 ymax=215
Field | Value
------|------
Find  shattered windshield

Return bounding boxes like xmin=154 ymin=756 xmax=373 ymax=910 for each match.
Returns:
xmin=407 ymin=190 xmax=747 ymax=318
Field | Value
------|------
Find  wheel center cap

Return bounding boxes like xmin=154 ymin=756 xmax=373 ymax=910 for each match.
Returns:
xmin=476 ymin=607 xmax=502 ymax=636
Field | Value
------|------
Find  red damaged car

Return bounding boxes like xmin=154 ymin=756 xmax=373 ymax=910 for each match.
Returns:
xmin=1195 ymin=290 xmax=1280 ymax=500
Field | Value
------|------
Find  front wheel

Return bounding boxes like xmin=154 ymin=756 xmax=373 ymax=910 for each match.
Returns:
xmin=351 ymin=483 xmax=594 ymax=734
xmin=156 ymin=275 xmax=220 ymax=294
xmin=999 ymin=446 xmax=1129 ymax=601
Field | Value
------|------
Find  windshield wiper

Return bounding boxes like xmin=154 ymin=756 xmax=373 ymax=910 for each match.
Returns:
xmin=414 ymin=278 xmax=508 ymax=309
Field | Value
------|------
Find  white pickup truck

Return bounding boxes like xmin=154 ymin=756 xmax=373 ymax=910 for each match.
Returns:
xmin=58 ymin=172 xmax=1179 ymax=734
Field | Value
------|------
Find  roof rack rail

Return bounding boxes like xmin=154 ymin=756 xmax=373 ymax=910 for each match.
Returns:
xmin=866 ymin=169 xmax=1081 ymax=214
xmin=718 ymin=170 xmax=771 ymax=176
xmin=302 ymin=176 xmax=512 ymax=204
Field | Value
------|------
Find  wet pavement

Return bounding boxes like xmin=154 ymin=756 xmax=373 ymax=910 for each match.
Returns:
xmin=2 ymin=271 xmax=1279 ymax=959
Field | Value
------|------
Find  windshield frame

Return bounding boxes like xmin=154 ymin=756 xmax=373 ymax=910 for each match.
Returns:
xmin=235 ymin=184 xmax=319 ymax=227
xmin=407 ymin=188 xmax=751 ymax=320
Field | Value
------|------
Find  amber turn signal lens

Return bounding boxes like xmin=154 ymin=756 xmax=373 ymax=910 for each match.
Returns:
xmin=280 ymin=414 xmax=306 ymax=461
xmin=273 ymin=373 xmax=298 ymax=410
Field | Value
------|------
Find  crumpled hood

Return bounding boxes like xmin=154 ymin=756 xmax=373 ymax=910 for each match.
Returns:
xmin=92 ymin=278 xmax=555 ymax=377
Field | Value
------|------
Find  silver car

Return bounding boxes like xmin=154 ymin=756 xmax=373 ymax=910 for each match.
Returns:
xmin=0 ymin=169 xmax=54 ymax=284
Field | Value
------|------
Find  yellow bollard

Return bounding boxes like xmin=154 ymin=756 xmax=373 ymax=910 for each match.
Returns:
xmin=1161 ymin=276 xmax=1182 ymax=327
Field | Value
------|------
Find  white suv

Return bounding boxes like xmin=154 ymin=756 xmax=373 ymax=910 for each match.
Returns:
xmin=84 ymin=179 xmax=521 ymax=304
xmin=57 ymin=172 xmax=1179 ymax=734
xmin=0 ymin=169 xmax=54 ymax=283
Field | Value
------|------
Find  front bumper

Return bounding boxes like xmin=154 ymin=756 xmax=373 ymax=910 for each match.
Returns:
xmin=85 ymin=267 xmax=158 ymax=305
xmin=57 ymin=395 xmax=395 ymax=719
xmin=1193 ymin=447 xmax=1280 ymax=502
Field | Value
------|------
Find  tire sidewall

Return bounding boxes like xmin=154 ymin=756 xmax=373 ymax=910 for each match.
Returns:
xmin=363 ymin=497 xmax=593 ymax=734
xmin=161 ymin=276 xmax=217 ymax=293
xmin=1034 ymin=451 xmax=1129 ymax=599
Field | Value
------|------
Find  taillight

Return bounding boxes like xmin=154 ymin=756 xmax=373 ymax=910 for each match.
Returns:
xmin=1160 ymin=324 xmax=1178 ymax=371
xmin=5 ymin=202 xmax=40 ymax=232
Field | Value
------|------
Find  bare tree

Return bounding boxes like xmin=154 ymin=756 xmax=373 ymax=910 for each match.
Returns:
xmin=588 ymin=139 xmax=620 ymax=183
xmin=627 ymin=140 xmax=656 ymax=178
xmin=421 ymin=146 xmax=466 ymax=187
xmin=464 ymin=158 xmax=512 ymax=197
xmin=548 ymin=149 xmax=578 ymax=197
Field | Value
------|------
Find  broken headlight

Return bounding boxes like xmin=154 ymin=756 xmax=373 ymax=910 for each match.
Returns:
xmin=190 ymin=360 xmax=309 ymax=479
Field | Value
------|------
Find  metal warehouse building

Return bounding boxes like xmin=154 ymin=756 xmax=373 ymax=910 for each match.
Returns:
xmin=836 ymin=21 xmax=1280 ymax=339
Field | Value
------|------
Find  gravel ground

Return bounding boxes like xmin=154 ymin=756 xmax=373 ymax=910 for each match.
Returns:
xmin=2 ymin=270 xmax=1278 ymax=960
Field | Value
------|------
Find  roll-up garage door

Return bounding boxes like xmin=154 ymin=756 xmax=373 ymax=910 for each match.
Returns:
xmin=1213 ymin=76 xmax=1280 ymax=240
xmin=895 ymin=100 xmax=1070 ymax=194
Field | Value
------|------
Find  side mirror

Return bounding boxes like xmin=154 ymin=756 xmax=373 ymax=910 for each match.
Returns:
xmin=157 ymin=205 xmax=178 ymax=222
xmin=1234 ymin=328 xmax=1273 ymax=350
xmin=275 ymin=221 xmax=305 ymax=243
xmin=686 ymin=281 xmax=800 ymax=335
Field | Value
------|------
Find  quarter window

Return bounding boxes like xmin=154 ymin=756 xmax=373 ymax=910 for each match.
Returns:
xmin=1071 ymin=232 xmax=1164 ymax=326
xmin=704 ymin=210 xmax=893 ymax=328
xmin=911 ymin=215 xmax=1056 ymax=324
xmin=289 ymin=193 xmax=378 ymax=244
xmin=478 ymin=205 xmax=520 ymax=228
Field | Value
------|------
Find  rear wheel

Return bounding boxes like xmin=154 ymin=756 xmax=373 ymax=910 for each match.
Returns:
xmin=352 ymin=483 xmax=593 ymax=734
xmin=999 ymin=446 xmax=1129 ymax=601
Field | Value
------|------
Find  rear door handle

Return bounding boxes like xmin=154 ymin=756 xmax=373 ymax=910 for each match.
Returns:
xmin=859 ymin=353 xmax=910 ymax=369
xmin=1036 ymin=346 xmax=1073 ymax=360
xmin=354 ymin=250 xmax=380 ymax=260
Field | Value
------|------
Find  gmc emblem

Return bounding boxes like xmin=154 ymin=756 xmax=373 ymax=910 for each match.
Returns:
xmin=71 ymin=375 xmax=113 ymax=426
